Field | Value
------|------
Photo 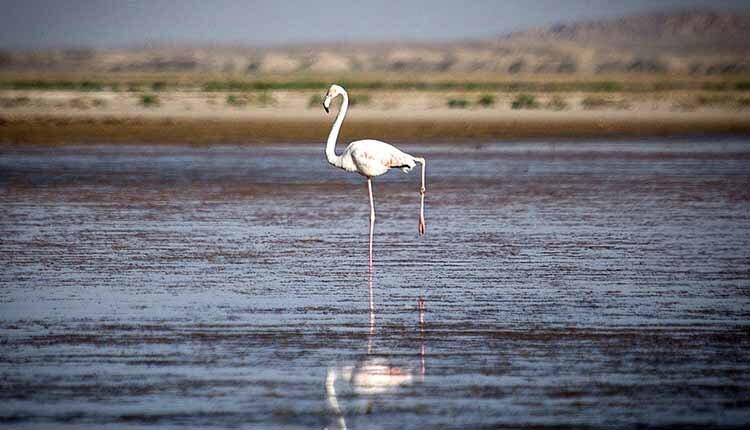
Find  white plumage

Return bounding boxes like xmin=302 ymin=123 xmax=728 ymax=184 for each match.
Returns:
xmin=336 ymin=139 xmax=417 ymax=176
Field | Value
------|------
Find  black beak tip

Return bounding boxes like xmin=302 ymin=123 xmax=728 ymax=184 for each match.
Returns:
xmin=324 ymin=105 xmax=329 ymax=113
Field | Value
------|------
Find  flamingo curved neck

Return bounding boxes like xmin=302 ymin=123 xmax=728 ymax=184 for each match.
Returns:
xmin=326 ymin=91 xmax=348 ymax=168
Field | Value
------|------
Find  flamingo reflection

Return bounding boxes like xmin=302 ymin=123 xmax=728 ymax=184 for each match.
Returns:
xmin=325 ymin=296 xmax=426 ymax=430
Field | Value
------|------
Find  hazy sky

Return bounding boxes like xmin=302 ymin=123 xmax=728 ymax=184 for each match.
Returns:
xmin=2 ymin=0 xmax=750 ymax=49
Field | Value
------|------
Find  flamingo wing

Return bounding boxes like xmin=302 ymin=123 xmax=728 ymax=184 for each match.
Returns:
xmin=346 ymin=140 xmax=415 ymax=177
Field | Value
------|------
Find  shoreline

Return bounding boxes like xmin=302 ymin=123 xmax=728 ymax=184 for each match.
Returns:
xmin=2 ymin=110 xmax=750 ymax=145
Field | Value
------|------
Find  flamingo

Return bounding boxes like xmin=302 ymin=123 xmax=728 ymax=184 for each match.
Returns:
xmin=322 ymin=84 xmax=426 ymax=311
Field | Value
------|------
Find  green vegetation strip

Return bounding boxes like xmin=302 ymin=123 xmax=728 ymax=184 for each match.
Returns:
xmin=3 ymin=79 xmax=750 ymax=93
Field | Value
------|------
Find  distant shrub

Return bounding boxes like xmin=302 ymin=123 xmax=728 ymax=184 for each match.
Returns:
xmin=203 ymin=80 xmax=328 ymax=92
xmin=0 ymin=96 xmax=31 ymax=108
xmin=511 ymin=94 xmax=539 ymax=109
xmin=698 ymin=95 xmax=750 ymax=109
xmin=255 ymin=91 xmax=275 ymax=107
xmin=652 ymin=82 xmax=680 ymax=92
xmin=79 ymin=81 xmax=103 ymax=91
xmin=226 ymin=94 xmax=249 ymax=107
xmin=0 ymin=80 xmax=105 ymax=91
xmin=702 ymin=82 xmax=729 ymax=91
xmin=696 ymin=95 xmax=750 ymax=109
xmin=69 ymin=97 xmax=89 ymax=109
xmin=204 ymin=81 xmax=239 ymax=91
xmin=670 ymin=98 xmax=698 ymax=111
xmin=140 ymin=94 xmax=160 ymax=107
xmin=308 ymin=94 xmax=323 ymax=108
xmin=308 ymin=93 xmax=370 ymax=108
xmin=447 ymin=98 xmax=470 ymax=108
xmin=151 ymin=81 xmax=167 ymax=91
xmin=595 ymin=81 xmax=622 ymax=92
xmin=349 ymin=94 xmax=371 ymax=107
xmin=477 ymin=94 xmax=496 ymax=108
xmin=581 ymin=96 xmax=606 ymax=109
xmin=581 ymin=95 xmax=628 ymax=110
xmin=736 ymin=81 xmax=750 ymax=91
xmin=695 ymin=94 xmax=734 ymax=107
xmin=546 ymin=95 xmax=568 ymax=111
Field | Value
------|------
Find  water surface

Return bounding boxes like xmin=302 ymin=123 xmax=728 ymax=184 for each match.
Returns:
xmin=1 ymin=140 xmax=749 ymax=429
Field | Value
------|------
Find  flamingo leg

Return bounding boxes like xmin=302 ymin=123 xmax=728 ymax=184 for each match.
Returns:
xmin=367 ymin=178 xmax=375 ymax=314
xmin=368 ymin=267 xmax=375 ymax=353
xmin=417 ymin=158 xmax=426 ymax=235
xmin=419 ymin=296 xmax=426 ymax=379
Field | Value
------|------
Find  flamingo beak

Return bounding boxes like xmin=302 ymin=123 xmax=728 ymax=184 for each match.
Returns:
xmin=324 ymin=104 xmax=329 ymax=113
xmin=323 ymin=95 xmax=331 ymax=113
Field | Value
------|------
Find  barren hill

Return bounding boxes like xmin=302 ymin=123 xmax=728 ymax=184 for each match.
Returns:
xmin=508 ymin=10 xmax=750 ymax=53
xmin=1 ymin=9 xmax=749 ymax=75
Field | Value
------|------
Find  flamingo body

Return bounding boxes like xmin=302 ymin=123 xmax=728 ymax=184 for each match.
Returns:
xmin=337 ymin=139 xmax=417 ymax=177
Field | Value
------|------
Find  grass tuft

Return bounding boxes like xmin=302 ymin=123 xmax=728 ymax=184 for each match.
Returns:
xmin=139 ymin=94 xmax=160 ymax=107
xmin=477 ymin=94 xmax=496 ymax=108
xmin=151 ymin=81 xmax=167 ymax=91
xmin=226 ymin=94 xmax=249 ymax=107
xmin=546 ymin=95 xmax=568 ymax=110
xmin=581 ymin=95 xmax=629 ymax=110
xmin=511 ymin=94 xmax=539 ymax=109
xmin=447 ymin=98 xmax=469 ymax=108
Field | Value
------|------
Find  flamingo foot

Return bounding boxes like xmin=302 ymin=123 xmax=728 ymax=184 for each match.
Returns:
xmin=418 ymin=217 xmax=425 ymax=235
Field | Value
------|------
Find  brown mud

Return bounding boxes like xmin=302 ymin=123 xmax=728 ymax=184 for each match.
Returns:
xmin=2 ymin=112 xmax=750 ymax=144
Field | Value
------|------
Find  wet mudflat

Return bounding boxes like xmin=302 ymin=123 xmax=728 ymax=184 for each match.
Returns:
xmin=1 ymin=140 xmax=749 ymax=429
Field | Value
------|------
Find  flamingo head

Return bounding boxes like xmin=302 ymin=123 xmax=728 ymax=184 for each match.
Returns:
xmin=323 ymin=84 xmax=345 ymax=113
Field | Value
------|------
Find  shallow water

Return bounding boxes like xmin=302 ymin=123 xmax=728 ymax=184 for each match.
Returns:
xmin=1 ymin=140 xmax=749 ymax=429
